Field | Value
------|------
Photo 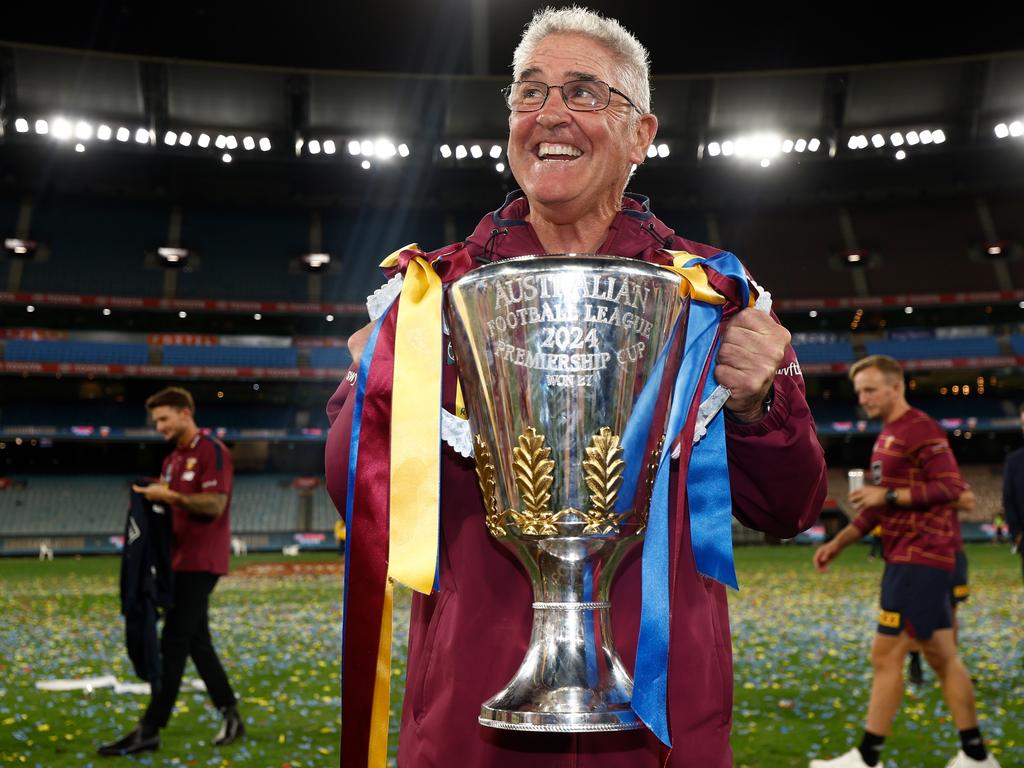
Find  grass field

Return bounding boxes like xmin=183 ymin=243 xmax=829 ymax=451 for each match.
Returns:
xmin=0 ymin=544 xmax=1020 ymax=767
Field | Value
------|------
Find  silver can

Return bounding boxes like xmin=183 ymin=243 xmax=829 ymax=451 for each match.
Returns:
xmin=848 ymin=469 xmax=865 ymax=493
xmin=447 ymin=254 xmax=685 ymax=733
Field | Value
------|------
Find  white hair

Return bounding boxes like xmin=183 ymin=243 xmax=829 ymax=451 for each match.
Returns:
xmin=511 ymin=6 xmax=652 ymax=115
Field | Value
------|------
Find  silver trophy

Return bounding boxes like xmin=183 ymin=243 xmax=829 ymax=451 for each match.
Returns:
xmin=446 ymin=255 xmax=686 ymax=732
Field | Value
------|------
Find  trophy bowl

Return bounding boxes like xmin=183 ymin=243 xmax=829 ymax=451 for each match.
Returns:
xmin=446 ymin=254 xmax=686 ymax=732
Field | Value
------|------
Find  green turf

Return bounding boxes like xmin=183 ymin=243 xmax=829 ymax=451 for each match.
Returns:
xmin=0 ymin=545 xmax=1020 ymax=767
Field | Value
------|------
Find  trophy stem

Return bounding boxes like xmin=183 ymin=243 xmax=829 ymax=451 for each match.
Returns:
xmin=478 ymin=542 xmax=641 ymax=732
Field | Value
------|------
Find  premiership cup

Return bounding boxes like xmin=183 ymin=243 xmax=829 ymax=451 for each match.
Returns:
xmin=446 ymin=254 xmax=686 ymax=732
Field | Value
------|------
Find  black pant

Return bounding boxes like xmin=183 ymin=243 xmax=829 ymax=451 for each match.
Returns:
xmin=143 ymin=571 xmax=236 ymax=728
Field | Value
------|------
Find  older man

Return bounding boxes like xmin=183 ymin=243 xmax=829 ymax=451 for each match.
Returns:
xmin=327 ymin=7 xmax=826 ymax=767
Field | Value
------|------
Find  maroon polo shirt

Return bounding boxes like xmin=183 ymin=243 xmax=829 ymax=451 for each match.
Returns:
xmin=852 ymin=407 xmax=965 ymax=571
xmin=161 ymin=432 xmax=233 ymax=575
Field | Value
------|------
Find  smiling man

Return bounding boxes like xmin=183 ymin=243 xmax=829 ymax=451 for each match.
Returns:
xmin=328 ymin=7 xmax=827 ymax=767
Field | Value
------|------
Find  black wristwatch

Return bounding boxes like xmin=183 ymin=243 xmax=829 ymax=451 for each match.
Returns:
xmin=884 ymin=488 xmax=898 ymax=506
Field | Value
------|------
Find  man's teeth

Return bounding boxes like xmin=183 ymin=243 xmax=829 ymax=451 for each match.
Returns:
xmin=539 ymin=143 xmax=582 ymax=158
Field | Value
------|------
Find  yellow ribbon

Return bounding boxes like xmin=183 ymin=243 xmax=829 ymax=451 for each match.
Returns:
xmin=661 ymin=250 xmax=755 ymax=307
xmin=366 ymin=578 xmax=393 ymax=768
xmin=388 ymin=252 xmax=442 ymax=594
xmin=379 ymin=242 xmax=420 ymax=269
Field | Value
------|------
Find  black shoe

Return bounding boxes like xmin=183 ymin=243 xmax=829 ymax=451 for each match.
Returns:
xmin=213 ymin=705 xmax=245 ymax=746
xmin=97 ymin=724 xmax=160 ymax=757
xmin=908 ymin=653 xmax=925 ymax=685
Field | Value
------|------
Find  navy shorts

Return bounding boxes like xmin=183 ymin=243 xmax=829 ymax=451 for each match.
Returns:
xmin=950 ymin=550 xmax=969 ymax=604
xmin=877 ymin=563 xmax=953 ymax=640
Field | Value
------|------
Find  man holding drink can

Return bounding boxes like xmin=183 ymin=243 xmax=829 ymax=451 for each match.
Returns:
xmin=810 ymin=355 xmax=999 ymax=768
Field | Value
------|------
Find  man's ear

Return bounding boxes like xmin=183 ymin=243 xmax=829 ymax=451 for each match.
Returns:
xmin=630 ymin=113 xmax=659 ymax=165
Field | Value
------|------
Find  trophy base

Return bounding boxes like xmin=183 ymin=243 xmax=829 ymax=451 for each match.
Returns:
xmin=479 ymin=700 xmax=641 ymax=732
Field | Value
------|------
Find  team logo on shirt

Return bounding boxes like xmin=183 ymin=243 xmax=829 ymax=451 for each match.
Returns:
xmin=181 ymin=471 xmax=196 ymax=482
xmin=878 ymin=609 xmax=901 ymax=628
xmin=127 ymin=517 xmax=141 ymax=545
xmin=186 ymin=458 xmax=198 ymax=470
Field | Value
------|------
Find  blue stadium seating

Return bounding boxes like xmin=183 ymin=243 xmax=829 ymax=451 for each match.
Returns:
xmin=308 ymin=346 xmax=352 ymax=368
xmin=864 ymin=337 xmax=1000 ymax=360
xmin=792 ymin=342 xmax=856 ymax=364
xmin=161 ymin=345 xmax=298 ymax=367
xmin=3 ymin=339 xmax=150 ymax=365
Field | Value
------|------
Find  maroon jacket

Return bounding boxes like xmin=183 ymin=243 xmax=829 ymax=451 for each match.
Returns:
xmin=326 ymin=192 xmax=827 ymax=767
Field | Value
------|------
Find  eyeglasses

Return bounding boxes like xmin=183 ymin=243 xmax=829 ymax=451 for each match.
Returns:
xmin=502 ymin=79 xmax=643 ymax=115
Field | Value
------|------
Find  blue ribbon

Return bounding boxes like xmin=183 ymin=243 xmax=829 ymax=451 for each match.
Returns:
xmin=632 ymin=251 xmax=749 ymax=747
xmin=340 ymin=308 xmax=389 ymax=670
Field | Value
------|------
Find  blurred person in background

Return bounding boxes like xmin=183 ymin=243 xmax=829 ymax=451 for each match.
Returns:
xmin=811 ymin=356 xmax=999 ymax=768
xmin=98 ymin=386 xmax=244 ymax=757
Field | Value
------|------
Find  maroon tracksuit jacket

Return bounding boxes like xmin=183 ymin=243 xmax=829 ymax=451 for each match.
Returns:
xmin=326 ymin=191 xmax=828 ymax=767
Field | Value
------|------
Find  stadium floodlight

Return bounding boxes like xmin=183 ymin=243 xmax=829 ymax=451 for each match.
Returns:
xmin=243 ymin=136 xmax=256 ymax=151
xmin=809 ymin=310 xmax=818 ymax=318
xmin=300 ymin=253 xmax=331 ymax=272
xmin=323 ymin=140 xmax=337 ymax=155
xmin=807 ymin=138 xmax=820 ymax=152
xmin=904 ymin=306 xmax=913 ymax=314
xmin=495 ymin=162 xmax=505 ymax=173
xmin=164 ymin=131 xmax=178 ymax=146
xmin=361 ymin=160 xmax=371 ymax=169
xmin=376 ymin=139 xmax=397 ymax=159
xmin=455 ymin=145 xmax=468 ymax=159
xmin=890 ymin=132 xmax=904 ymax=147
xmin=489 ymin=144 xmax=502 ymax=159
xmin=259 ymin=137 xmax=271 ymax=152
xmin=845 ymin=252 xmax=862 ymax=263
xmin=398 ymin=143 xmax=410 ymax=157
xmin=215 ymin=134 xmax=227 ymax=149
xmin=361 ymin=139 xmax=375 ymax=156
xmin=782 ymin=139 xmax=794 ymax=153
xmin=225 ymin=135 xmax=238 ymax=150
xmin=994 ymin=123 xmax=1009 ymax=139
xmin=102 ymin=308 xmax=112 ymax=316
xmin=439 ymin=144 xmax=452 ymax=158
xmin=470 ymin=144 xmax=483 ymax=159
xmin=35 ymin=119 xmax=49 ymax=135
xmin=26 ymin=305 xmax=35 ymax=313
xmin=198 ymin=133 xmax=211 ymax=148
xmin=721 ymin=140 xmax=735 ymax=156
xmin=760 ymin=158 xmax=770 ymax=168
xmin=919 ymin=129 xmax=933 ymax=144
xmin=179 ymin=131 xmax=193 ymax=147
xmin=895 ymin=150 xmax=907 ymax=160
xmin=134 ymin=128 xmax=149 ymax=144
xmin=905 ymin=131 xmax=920 ymax=145
xmin=4 ymin=238 xmax=37 ymax=256
xmin=97 ymin=124 xmax=112 ymax=141
xmin=52 ymin=117 xmax=73 ymax=140
xmin=157 ymin=247 xmax=191 ymax=265
xmin=75 ymin=121 xmax=93 ymax=140
xmin=348 ymin=140 xmax=361 ymax=155
xmin=657 ymin=143 xmax=670 ymax=158
xmin=794 ymin=138 xmax=807 ymax=152
xmin=221 ymin=153 xmax=232 ymax=163
xmin=178 ymin=310 xmax=188 ymax=319
xmin=308 ymin=139 xmax=321 ymax=155
xmin=871 ymin=134 xmax=885 ymax=148
xmin=707 ymin=142 xmax=721 ymax=157
xmin=14 ymin=118 xmax=29 ymax=133
xmin=116 ymin=127 xmax=130 ymax=142
xmin=253 ymin=313 xmax=262 ymax=320
xmin=326 ymin=314 xmax=335 ymax=322
xmin=647 ymin=144 xmax=657 ymax=158
xmin=932 ymin=129 xmax=946 ymax=144
xmin=1010 ymin=121 xmax=1023 ymax=137
xmin=74 ymin=143 xmax=85 ymax=153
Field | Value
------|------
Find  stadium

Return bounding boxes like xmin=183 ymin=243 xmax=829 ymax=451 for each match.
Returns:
xmin=0 ymin=3 xmax=1021 ymax=767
